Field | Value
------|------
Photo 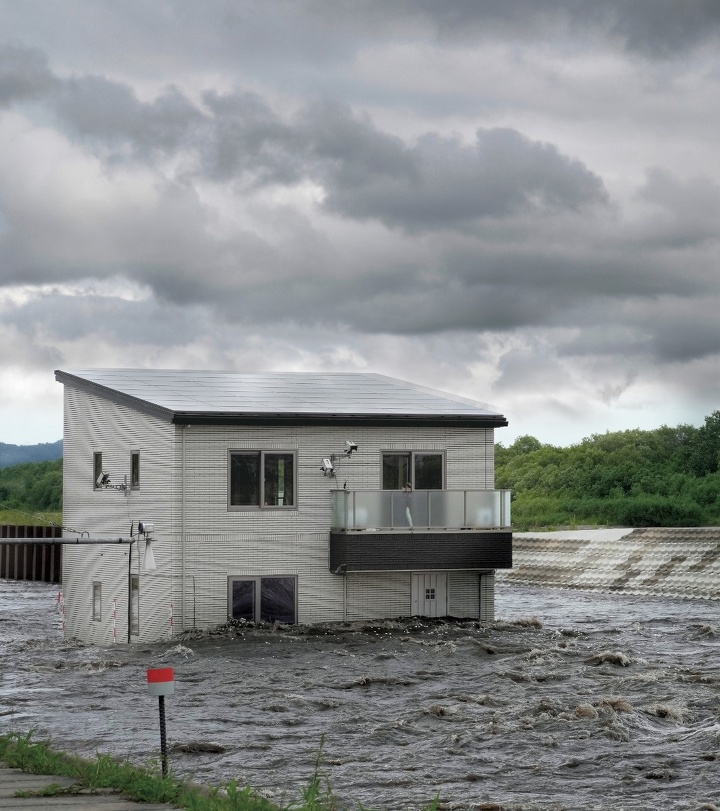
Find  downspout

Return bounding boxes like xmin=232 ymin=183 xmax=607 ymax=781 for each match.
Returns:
xmin=181 ymin=425 xmax=186 ymax=631
xmin=127 ymin=540 xmax=135 ymax=644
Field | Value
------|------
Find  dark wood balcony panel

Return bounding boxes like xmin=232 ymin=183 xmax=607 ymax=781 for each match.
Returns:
xmin=329 ymin=531 xmax=512 ymax=572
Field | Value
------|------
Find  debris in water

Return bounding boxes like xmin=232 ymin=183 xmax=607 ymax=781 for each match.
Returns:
xmin=597 ymin=697 xmax=633 ymax=712
xmin=171 ymin=741 xmax=226 ymax=754
xmin=584 ymin=650 xmax=631 ymax=666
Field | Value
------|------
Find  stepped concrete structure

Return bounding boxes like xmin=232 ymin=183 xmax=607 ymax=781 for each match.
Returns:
xmin=497 ymin=527 xmax=720 ymax=600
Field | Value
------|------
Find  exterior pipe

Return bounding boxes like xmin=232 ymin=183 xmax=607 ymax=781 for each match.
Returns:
xmin=127 ymin=540 xmax=133 ymax=644
xmin=181 ymin=425 xmax=186 ymax=632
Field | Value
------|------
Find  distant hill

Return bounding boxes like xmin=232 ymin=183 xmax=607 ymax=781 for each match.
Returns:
xmin=0 ymin=440 xmax=63 ymax=469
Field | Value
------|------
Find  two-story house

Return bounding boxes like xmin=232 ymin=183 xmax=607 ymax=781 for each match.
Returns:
xmin=55 ymin=369 xmax=512 ymax=644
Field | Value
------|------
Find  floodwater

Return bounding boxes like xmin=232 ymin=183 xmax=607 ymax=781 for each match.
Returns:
xmin=1 ymin=581 xmax=718 ymax=811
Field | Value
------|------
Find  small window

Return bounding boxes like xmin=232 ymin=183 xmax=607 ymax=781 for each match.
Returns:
xmin=228 ymin=576 xmax=297 ymax=624
xmin=92 ymin=582 xmax=102 ymax=621
xmin=131 ymin=451 xmax=140 ymax=489
xmin=382 ymin=452 xmax=444 ymax=490
xmin=130 ymin=575 xmax=139 ymax=636
xmin=229 ymin=451 xmax=296 ymax=508
xmin=93 ymin=452 xmax=103 ymax=490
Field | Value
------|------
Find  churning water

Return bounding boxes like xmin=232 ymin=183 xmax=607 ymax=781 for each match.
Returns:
xmin=1 ymin=580 xmax=718 ymax=810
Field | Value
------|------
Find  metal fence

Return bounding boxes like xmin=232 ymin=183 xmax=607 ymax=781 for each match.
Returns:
xmin=0 ymin=525 xmax=63 ymax=582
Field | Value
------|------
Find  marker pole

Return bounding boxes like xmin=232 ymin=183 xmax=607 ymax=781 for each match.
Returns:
xmin=158 ymin=695 xmax=168 ymax=777
xmin=147 ymin=668 xmax=175 ymax=778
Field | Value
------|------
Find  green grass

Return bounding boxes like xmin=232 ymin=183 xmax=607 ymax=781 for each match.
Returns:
xmin=0 ymin=731 xmax=443 ymax=811
xmin=0 ymin=731 xmax=318 ymax=810
xmin=0 ymin=509 xmax=62 ymax=526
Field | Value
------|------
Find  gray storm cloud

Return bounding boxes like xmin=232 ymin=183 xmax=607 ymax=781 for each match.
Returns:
xmin=1 ymin=1 xmax=720 ymax=445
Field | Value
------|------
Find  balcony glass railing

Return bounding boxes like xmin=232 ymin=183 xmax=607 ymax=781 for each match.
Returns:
xmin=331 ymin=489 xmax=511 ymax=531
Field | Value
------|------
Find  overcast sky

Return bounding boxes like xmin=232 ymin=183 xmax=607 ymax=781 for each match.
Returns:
xmin=1 ymin=1 xmax=719 ymax=447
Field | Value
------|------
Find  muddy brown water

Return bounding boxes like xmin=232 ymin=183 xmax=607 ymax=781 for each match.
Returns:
xmin=1 ymin=581 xmax=718 ymax=810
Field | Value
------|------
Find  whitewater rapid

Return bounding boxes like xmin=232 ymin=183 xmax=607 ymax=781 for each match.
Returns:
xmin=1 ymin=580 xmax=718 ymax=810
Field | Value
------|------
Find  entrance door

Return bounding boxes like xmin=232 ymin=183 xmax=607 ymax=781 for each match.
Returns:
xmin=411 ymin=572 xmax=448 ymax=617
xmin=229 ymin=576 xmax=297 ymax=624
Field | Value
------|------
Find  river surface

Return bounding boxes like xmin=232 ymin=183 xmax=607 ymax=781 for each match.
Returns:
xmin=1 ymin=580 xmax=718 ymax=810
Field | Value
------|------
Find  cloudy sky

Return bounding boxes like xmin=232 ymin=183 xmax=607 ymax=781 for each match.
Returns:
xmin=1 ymin=1 xmax=719 ymax=446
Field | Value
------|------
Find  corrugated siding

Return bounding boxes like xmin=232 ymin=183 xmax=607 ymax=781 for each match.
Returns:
xmin=62 ymin=384 xmax=498 ymax=640
xmin=448 ymin=571 xmax=480 ymax=617
xmin=345 ymin=572 xmax=413 ymax=619
xmin=62 ymin=387 xmax=176 ymax=643
xmin=479 ymin=571 xmax=495 ymax=621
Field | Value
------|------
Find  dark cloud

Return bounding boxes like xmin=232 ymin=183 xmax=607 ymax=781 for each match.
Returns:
xmin=637 ymin=168 xmax=720 ymax=248
xmin=200 ymin=89 xmax=303 ymax=184
xmin=55 ymin=76 xmax=203 ymax=156
xmin=1 ymin=3 xmax=719 ymax=447
xmin=0 ymin=41 xmax=58 ymax=104
xmin=651 ymin=318 xmax=720 ymax=363
xmin=31 ymin=64 xmax=608 ymax=233
xmin=335 ymin=1 xmax=720 ymax=58
xmin=321 ymin=128 xmax=608 ymax=230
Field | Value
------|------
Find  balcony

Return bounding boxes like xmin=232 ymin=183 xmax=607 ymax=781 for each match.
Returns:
xmin=329 ymin=489 xmax=512 ymax=573
xmin=331 ymin=489 xmax=511 ymax=531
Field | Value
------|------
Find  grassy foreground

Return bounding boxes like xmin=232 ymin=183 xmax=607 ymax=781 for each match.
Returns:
xmin=0 ymin=731 xmax=340 ymax=811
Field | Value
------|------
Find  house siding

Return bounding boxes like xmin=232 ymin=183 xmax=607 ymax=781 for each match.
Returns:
xmin=61 ymin=384 xmax=500 ymax=642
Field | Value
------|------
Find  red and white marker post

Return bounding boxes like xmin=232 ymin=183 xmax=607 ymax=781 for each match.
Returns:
xmin=147 ymin=667 xmax=175 ymax=777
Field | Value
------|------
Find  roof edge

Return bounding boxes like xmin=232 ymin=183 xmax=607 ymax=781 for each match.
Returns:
xmin=55 ymin=369 xmax=508 ymax=428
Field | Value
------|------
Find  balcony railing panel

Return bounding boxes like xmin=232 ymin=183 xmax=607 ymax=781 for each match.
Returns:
xmin=331 ymin=489 xmax=511 ymax=531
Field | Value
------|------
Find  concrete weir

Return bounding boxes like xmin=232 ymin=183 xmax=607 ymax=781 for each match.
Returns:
xmin=497 ymin=527 xmax=720 ymax=600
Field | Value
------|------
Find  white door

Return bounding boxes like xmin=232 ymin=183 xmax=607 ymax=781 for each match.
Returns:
xmin=411 ymin=572 xmax=448 ymax=617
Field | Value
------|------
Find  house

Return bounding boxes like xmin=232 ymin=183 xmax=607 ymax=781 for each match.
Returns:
xmin=55 ymin=369 xmax=512 ymax=644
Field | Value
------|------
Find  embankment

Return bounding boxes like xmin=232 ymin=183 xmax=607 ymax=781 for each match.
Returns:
xmin=497 ymin=526 xmax=720 ymax=599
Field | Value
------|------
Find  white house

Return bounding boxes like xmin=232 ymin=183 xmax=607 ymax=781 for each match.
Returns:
xmin=56 ymin=369 xmax=512 ymax=644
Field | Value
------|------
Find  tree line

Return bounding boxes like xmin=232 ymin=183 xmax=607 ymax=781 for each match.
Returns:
xmin=0 ymin=440 xmax=62 ymax=469
xmin=496 ymin=411 xmax=720 ymax=529
xmin=5 ymin=413 xmax=720 ymax=527
xmin=0 ymin=459 xmax=62 ymax=514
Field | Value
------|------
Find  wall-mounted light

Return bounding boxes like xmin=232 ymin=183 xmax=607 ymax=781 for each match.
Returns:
xmin=96 ymin=473 xmax=130 ymax=496
xmin=320 ymin=441 xmax=359 ymax=478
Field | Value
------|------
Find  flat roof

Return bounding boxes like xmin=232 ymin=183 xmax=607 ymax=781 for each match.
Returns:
xmin=55 ymin=369 xmax=508 ymax=428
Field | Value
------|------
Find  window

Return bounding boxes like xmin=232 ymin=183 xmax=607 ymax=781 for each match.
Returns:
xmin=93 ymin=452 xmax=103 ymax=490
xmin=130 ymin=575 xmax=139 ymax=635
xmin=382 ymin=452 xmax=444 ymax=490
xmin=229 ymin=451 xmax=296 ymax=508
xmin=131 ymin=451 xmax=140 ymax=489
xmin=228 ymin=576 xmax=297 ymax=624
xmin=92 ymin=582 xmax=102 ymax=621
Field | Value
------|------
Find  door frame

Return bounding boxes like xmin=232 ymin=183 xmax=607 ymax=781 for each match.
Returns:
xmin=411 ymin=571 xmax=448 ymax=617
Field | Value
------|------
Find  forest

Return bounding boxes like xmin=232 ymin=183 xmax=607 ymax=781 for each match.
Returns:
xmin=3 ymin=412 xmax=720 ymax=529
xmin=0 ymin=459 xmax=62 ymax=518
xmin=497 ymin=411 xmax=720 ymax=529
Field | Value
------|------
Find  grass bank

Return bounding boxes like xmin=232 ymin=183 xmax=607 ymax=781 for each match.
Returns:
xmin=0 ymin=509 xmax=62 ymax=526
xmin=0 ymin=731 xmax=341 ymax=811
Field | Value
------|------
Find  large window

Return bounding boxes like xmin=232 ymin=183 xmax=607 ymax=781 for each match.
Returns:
xmin=228 ymin=576 xmax=297 ymax=624
xmin=229 ymin=451 xmax=296 ymax=508
xmin=382 ymin=452 xmax=444 ymax=490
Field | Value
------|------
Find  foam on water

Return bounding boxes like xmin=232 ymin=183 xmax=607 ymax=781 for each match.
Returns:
xmin=1 ymin=580 xmax=719 ymax=810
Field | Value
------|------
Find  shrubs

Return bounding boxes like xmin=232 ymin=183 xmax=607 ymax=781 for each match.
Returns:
xmin=497 ymin=421 xmax=720 ymax=529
